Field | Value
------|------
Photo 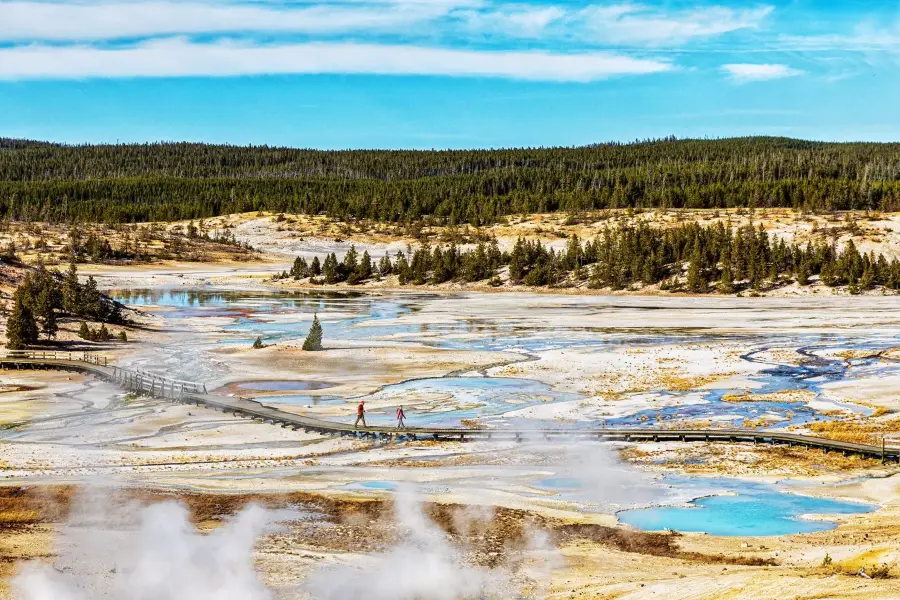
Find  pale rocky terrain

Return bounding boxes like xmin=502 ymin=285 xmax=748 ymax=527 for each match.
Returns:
xmin=3 ymin=218 xmax=900 ymax=599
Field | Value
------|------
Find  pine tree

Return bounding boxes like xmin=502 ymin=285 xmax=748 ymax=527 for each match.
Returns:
xmin=378 ymin=254 xmax=393 ymax=276
xmin=68 ymin=224 xmax=82 ymax=259
xmin=323 ymin=253 xmax=339 ymax=283
xmin=342 ymin=245 xmax=358 ymax=275
xmin=302 ymin=314 xmax=323 ymax=351
xmin=718 ymin=263 xmax=735 ymax=294
xmin=860 ymin=265 xmax=875 ymax=290
xmin=310 ymin=256 xmax=321 ymax=277
xmin=411 ymin=244 xmax=429 ymax=284
xmin=358 ymin=250 xmax=373 ymax=280
xmin=35 ymin=284 xmax=58 ymax=339
xmin=6 ymin=297 xmax=38 ymax=349
xmin=820 ymin=261 xmax=836 ymax=286
xmin=290 ymin=256 xmax=309 ymax=279
xmin=797 ymin=260 xmax=810 ymax=286
xmin=430 ymin=246 xmax=451 ymax=283
xmin=395 ymin=251 xmax=410 ymax=284
xmin=62 ymin=261 xmax=81 ymax=314
xmin=565 ymin=234 xmax=581 ymax=270
xmin=78 ymin=321 xmax=90 ymax=339
xmin=118 ymin=330 xmax=128 ymax=342
xmin=508 ymin=238 xmax=526 ymax=283
xmin=687 ymin=248 xmax=705 ymax=293
xmin=82 ymin=275 xmax=102 ymax=319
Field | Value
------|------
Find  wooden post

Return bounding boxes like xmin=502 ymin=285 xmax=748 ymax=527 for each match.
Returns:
xmin=882 ymin=436 xmax=886 ymax=464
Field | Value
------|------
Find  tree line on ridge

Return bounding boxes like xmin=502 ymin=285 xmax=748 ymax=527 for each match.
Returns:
xmin=3 ymin=137 xmax=900 ymax=223
xmin=277 ymin=222 xmax=900 ymax=294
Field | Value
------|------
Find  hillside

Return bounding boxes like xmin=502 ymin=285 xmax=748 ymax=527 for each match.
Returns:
xmin=1 ymin=137 xmax=900 ymax=223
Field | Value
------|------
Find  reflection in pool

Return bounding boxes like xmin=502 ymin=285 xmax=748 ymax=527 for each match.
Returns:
xmin=617 ymin=477 xmax=873 ymax=536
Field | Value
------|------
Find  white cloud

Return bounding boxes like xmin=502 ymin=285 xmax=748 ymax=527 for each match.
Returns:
xmin=574 ymin=3 xmax=774 ymax=46
xmin=777 ymin=22 xmax=900 ymax=53
xmin=721 ymin=63 xmax=804 ymax=82
xmin=0 ymin=1 xmax=775 ymax=47
xmin=456 ymin=5 xmax=566 ymax=38
xmin=0 ymin=38 xmax=673 ymax=81
xmin=0 ymin=0 xmax=470 ymax=41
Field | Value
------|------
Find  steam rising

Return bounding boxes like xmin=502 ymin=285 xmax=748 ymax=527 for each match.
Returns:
xmin=12 ymin=440 xmax=657 ymax=600
xmin=557 ymin=440 xmax=661 ymax=508
xmin=13 ymin=487 xmax=288 ymax=600
xmin=304 ymin=486 xmax=514 ymax=600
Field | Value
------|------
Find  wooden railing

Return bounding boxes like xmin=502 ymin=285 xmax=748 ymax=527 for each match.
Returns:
xmin=4 ymin=350 xmax=108 ymax=366
xmin=109 ymin=365 xmax=206 ymax=399
xmin=1 ymin=352 xmax=899 ymax=461
xmin=883 ymin=435 xmax=900 ymax=461
xmin=1 ymin=350 xmax=203 ymax=399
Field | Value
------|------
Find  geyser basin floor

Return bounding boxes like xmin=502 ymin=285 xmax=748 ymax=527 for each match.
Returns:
xmin=227 ymin=380 xmax=336 ymax=393
xmin=355 ymin=376 xmax=581 ymax=427
xmin=618 ymin=477 xmax=874 ymax=536
xmin=111 ymin=288 xmax=900 ymax=429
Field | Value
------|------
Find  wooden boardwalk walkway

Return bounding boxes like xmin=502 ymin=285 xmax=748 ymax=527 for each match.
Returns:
xmin=3 ymin=351 xmax=897 ymax=462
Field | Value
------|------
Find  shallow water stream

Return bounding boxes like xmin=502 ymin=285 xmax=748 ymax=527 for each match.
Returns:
xmin=114 ymin=289 xmax=898 ymax=429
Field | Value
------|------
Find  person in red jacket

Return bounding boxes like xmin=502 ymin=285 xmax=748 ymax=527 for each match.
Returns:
xmin=396 ymin=405 xmax=407 ymax=430
xmin=354 ymin=400 xmax=367 ymax=428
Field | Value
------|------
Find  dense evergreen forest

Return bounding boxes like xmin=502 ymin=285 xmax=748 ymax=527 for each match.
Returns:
xmin=2 ymin=137 xmax=900 ymax=223
xmin=279 ymin=222 xmax=900 ymax=294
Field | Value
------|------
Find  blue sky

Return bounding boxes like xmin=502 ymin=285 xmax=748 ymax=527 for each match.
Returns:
xmin=1 ymin=0 xmax=899 ymax=148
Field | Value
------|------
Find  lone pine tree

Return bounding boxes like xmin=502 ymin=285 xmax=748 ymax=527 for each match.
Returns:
xmin=303 ymin=314 xmax=323 ymax=351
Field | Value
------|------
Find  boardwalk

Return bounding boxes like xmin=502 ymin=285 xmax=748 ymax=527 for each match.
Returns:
xmin=2 ymin=351 xmax=897 ymax=462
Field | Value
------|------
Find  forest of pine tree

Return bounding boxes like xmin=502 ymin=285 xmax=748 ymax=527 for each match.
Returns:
xmin=4 ymin=262 xmax=126 ymax=349
xmin=277 ymin=222 xmax=900 ymax=295
xmin=2 ymin=137 xmax=900 ymax=223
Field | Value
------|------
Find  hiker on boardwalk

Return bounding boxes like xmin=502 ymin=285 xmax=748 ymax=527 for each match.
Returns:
xmin=355 ymin=400 xmax=367 ymax=428
xmin=396 ymin=405 xmax=407 ymax=430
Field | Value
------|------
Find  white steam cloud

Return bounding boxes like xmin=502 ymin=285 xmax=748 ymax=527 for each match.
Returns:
xmin=558 ymin=440 xmax=661 ymax=508
xmin=304 ymin=485 xmax=514 ymax=600
xmin=11 ymin=440 xmax=655 ymax=600
xmin=12 ymin=487 xmax=290 ymax=600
